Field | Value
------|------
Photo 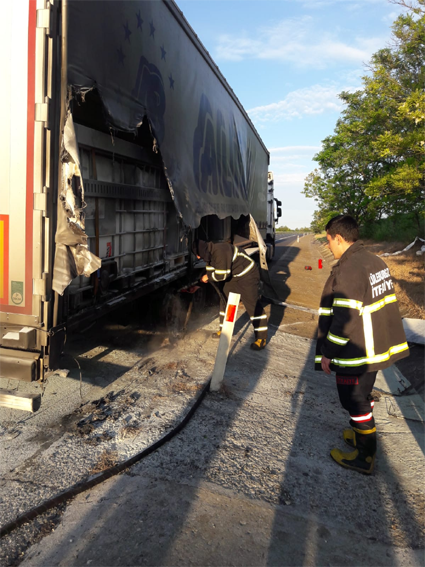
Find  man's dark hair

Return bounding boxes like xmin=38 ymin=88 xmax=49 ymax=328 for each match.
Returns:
xmin=325 ymin=214 xmax=359 ymax=243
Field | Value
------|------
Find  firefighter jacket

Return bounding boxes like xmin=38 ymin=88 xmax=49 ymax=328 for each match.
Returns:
xmin=315 ymin=240 xmax=409 ymax=375
xmin=203 ymin=242 xmax=256 ymax=283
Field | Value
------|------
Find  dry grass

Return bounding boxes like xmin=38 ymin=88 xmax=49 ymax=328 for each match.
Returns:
xmin=363 ymin=241 xmax=424 ymax=319
xmin=89 ymin=450 xmax=119 ymax=475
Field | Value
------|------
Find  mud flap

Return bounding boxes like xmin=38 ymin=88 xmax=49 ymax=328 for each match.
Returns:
xmin=248 ymin=215 xmax=279 ymax=301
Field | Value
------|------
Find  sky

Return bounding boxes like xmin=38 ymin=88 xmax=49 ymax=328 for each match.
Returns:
xmin=177 ymin=0 xmax=407 ymax=229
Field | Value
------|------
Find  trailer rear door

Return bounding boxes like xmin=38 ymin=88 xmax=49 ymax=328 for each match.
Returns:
xmin=0 ymin=0 xmax=55 ymax=375
xmin=0 ymin=0 xmax=38 ymax=320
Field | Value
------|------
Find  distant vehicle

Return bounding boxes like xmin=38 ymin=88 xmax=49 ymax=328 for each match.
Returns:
xmin=0 ymin=0 xmax=277 ymax=410
xmin=266 ymin=172 xmax=282 ymax=259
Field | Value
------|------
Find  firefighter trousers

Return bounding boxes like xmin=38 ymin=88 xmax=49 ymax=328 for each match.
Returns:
xmin=336 ymin=371 xmax=377 ymax=457
xmin=219 ymin=269 xmax=267 ymax=340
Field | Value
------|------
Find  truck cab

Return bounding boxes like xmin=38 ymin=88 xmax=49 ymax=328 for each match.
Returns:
xmin=266 ymin=172 xmax=282 ymax=259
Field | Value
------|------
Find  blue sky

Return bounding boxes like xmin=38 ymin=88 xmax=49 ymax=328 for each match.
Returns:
xmin=177 ymin=0 xmax=407 ymax=228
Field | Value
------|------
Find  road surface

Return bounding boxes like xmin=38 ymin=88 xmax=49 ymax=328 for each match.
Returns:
xmin=1 ymin=235 xmax=423 ymax=567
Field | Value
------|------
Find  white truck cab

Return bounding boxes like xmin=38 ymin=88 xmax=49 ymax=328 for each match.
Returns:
xmin=266 ymin=172 xmax=282 ymax=259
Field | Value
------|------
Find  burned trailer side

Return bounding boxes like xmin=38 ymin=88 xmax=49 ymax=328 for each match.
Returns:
xmin=60 ymin=0 xmax=270 ymax=321
xmin=0 ymin=0 xmax=270 ymax=410
xmin=54 ymin=89 xmax=193 ymax=332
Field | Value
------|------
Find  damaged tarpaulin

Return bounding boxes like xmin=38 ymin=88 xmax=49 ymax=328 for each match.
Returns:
xmin=52 ymin=112 xmax=101 ymax=295
xmin=66 ymin=0 xmax=269 ymax=230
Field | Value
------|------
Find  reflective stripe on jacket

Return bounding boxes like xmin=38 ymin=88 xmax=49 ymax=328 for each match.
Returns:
xmin=206 ymin=242 xmax=255 ymax=283
xmin=315 ymin=241 xmax=409 ymax=374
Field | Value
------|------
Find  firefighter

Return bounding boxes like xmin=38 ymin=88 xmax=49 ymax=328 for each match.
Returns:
xmin=192 ymin=239 xmax=267 ymax=350
xmin=315 ymin=215 xmax=409 ymax=474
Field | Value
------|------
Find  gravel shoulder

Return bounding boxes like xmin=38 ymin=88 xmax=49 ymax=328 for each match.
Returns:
xmin=1 ymin=235 xmax=424 ymax=566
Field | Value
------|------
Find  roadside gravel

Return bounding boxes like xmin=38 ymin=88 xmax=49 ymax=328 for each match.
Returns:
xmin=1 ymin=235 xmax=423 ymax=566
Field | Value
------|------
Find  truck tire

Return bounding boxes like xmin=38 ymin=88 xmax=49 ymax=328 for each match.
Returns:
xmin=266 ymin=243 xmax=274 ymax=262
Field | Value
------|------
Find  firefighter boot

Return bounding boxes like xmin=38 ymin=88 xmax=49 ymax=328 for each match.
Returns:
xmin=250 ymin=339 xmax=267 ymax=350
xmin=211 ymin=331 xmax=221 ymax=339
xmin=330 ymin=447 xmax=375 ymax=475
xmin=343 ymin=428 xmax=356 ymax=448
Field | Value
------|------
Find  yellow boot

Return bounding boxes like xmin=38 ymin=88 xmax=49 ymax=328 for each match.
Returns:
xmin=250 ymin=339 xmax=266 ymax=351
xmin=330 ymin=447 xmax=375 ymax=475
xmin=343 ymin=428 xmax=356 ymax=448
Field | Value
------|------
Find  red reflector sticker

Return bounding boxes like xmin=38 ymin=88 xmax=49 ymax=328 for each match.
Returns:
xmin=226 ymin=305 xmax=237 ymax=322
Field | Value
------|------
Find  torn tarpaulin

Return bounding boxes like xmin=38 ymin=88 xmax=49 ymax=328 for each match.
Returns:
xmin=52 ymin=112 xmax=101 ymax=295
xmin=67 ymin=1 xmax=269 ymax=229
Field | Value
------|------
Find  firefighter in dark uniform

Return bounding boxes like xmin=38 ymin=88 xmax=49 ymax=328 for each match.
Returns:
xmin=315 ymin=215 xmax=409 ymax=474
xmin=193 ymin=240 xmax=267 ymax=350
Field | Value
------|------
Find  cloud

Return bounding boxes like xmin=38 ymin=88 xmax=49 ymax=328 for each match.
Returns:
xmin=382 ymin=10 xmax=404 ymax=23
xmin=270 ymin=160 xmax=307 ymax=167
xmin=215 ymin=16 xmax=384 ymax=68
xmin=273 ymin=172 xmax=309 ymax=186
xmin=270 ymin=145 xmax=322 ymax=153
xmin=299 ymin=0 xmax=388 ymax=6
xmin=270 ymin=147 xmax=321 ymax=164
xmin=248 ymin=84 xmax=349 ymax=122
xmin=301 ymin=1 xmax=337 ymax=7
xmin=268 ymin=147 xmax=318 ymax=225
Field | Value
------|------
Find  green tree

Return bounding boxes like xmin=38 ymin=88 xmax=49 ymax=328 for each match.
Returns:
xmin=304 ymin=1 xmax=425 ymax=233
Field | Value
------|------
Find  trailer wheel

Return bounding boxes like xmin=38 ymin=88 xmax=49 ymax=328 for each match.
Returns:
xmin=161 ymin=291 xmax=187 ymax=335
xmin=266 ymin=243 xmax=275 ymax=262
xmin=192 ymin=285 xmax=206 ymax=313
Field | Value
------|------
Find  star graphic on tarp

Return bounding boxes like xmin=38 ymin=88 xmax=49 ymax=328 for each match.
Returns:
xmin=160 ymin=45 xmax=166 ymax=61
xmin=150 ymin=21 xmax=155 ymax=39
xmin=169 ymin=74 xmax=175 ymax=90
xmin=123 ymin=21 xmax=132 ymax=43
xmin=136 ymin=10 xmax=143 ymax=30
xmin=117 ymin=45 xmax=125 ymax=66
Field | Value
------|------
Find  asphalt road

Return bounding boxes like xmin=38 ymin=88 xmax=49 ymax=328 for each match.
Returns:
xmin=1 ymin=235 xmax=424 ymax=567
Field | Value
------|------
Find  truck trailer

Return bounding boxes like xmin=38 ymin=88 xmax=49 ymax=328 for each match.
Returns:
xmin=0 ymin=0 xmax=280 ymax=410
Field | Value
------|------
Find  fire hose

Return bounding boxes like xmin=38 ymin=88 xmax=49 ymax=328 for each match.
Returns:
xmin=0 ymin=378 xmax=211 ymax=538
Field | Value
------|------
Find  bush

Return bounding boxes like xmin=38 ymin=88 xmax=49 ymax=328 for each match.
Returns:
xmin=359 ymin=213 xmax=425 ymax=243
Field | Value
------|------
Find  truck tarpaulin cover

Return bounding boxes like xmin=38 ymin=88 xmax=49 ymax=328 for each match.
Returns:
xmin=67 ymin=0 xmax=269 ymax=229
xmin=52 ymin=112 xmax=101 ymax=295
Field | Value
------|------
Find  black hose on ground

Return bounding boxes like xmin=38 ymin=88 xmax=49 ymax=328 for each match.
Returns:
xmin=0 ymin=378 xmax=211 ymax=538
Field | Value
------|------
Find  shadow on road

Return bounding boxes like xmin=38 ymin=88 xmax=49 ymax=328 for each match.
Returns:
xmin=266 ymin=327 xmax=423 ymax=563
xmin=32 ymin=241 xmax=301 ymax=566
xmin=32 ymin=235 xmax=423 ymax=566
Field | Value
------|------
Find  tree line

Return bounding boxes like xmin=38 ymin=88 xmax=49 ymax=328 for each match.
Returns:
xmin=303 ymin=0 xmax=424 ymax=234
